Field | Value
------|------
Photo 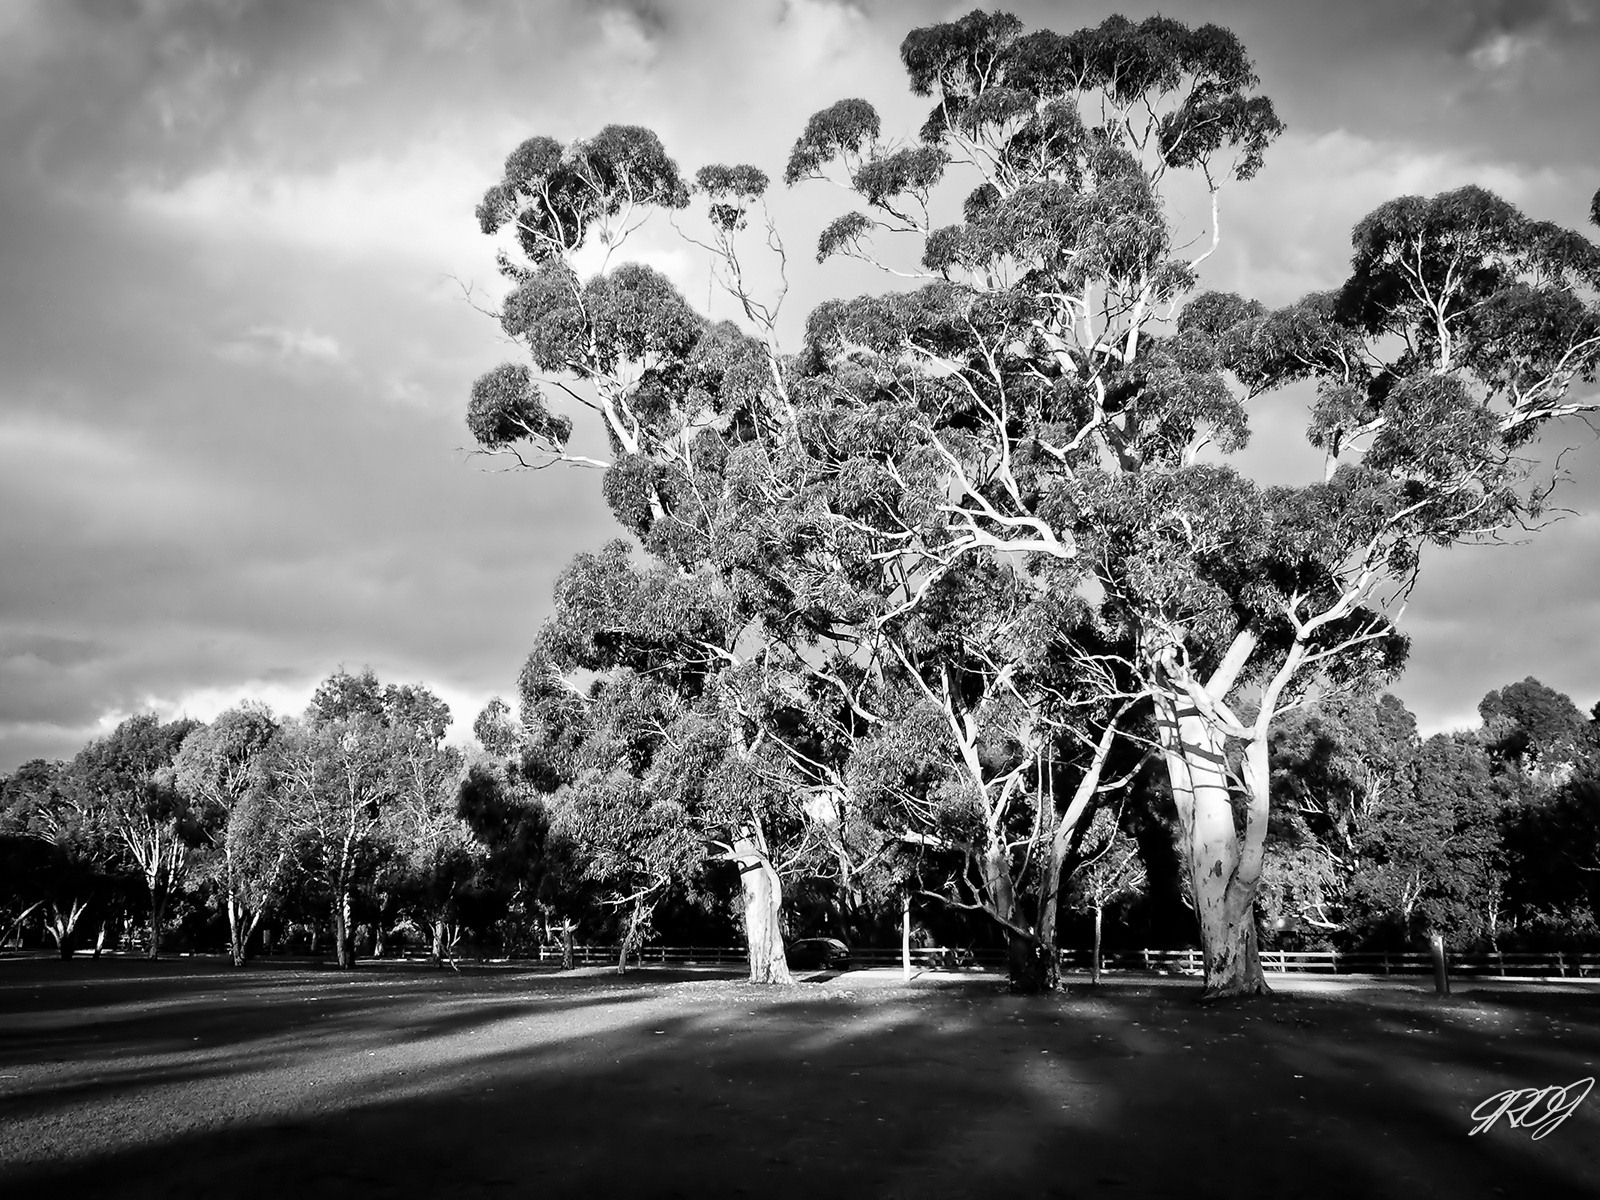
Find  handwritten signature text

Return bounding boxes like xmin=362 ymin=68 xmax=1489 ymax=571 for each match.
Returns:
xmin=1469 ymin=1076 xmax=1594 ymax=1140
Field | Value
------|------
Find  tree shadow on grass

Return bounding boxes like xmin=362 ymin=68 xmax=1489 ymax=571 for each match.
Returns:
xmin=1 ymin=971 xmax=1596 ymax=1199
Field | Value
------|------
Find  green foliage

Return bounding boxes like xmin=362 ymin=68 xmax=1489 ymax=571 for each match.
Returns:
xmin=476 ymin=126 xmax=688 ymax=265
xmin=1067 ymin=808 xmax=1148 ymax=913
xmin=1349 ymin=733 xmax=1507 ymax=945
xmin=472 ymin=697 xmax=520 ymax=758
xmin=1479 ymin=676 xmax=1592 ymax=773
xmin=466 ymin=363 xmax=573 ymax=451
xmin=695 ymin=163 xmax=769 ymax=233
xmin=784 ymin=98 xmax=881 ymax=185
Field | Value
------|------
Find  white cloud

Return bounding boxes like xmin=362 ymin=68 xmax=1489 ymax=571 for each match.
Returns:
xmin=1468 ymin=31 xmax=1538 ymax=74
xmin=217 ymin=323 xmax=346 ymax=367
xmin=597 ymin=6 xmax=658 ymax=67
xmin=125 ymin=137 xmax=497 ymax=275
xmin=1196 ymin=127 xmax=1585 ymax=305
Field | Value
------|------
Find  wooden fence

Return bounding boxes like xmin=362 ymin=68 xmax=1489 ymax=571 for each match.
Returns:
xmin=533 ymin=943 xmax=1600 ymax=978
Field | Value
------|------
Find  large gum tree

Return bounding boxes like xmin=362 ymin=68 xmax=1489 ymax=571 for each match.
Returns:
xmin=465 ymin=10 xmax=1600 ymax=998
xmin=781 ymin=11 xmax=1599 ymax=997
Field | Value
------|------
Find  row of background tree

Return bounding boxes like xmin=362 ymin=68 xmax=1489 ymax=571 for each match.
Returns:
xmin=3 ymin=669 xmax=1597 ymax=971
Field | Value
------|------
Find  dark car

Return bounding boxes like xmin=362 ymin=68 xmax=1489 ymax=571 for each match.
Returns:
xmin=787 ymin=937 xmax=851 ymax=970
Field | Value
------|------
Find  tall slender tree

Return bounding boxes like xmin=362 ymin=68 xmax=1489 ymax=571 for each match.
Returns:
xmin=173 ymin=704 xmax=285 ymax=966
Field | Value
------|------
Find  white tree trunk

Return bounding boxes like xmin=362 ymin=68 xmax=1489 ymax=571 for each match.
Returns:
xmin=1155 ymin=691 xmax=1269 ymax=999
xmin=733 ymin=824 xmax=791 ymax=985
xmin=901 ymin=895 xmax=912 ymax=981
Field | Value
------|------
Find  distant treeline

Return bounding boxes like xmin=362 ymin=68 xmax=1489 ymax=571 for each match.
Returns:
xmin=3 ymin=669 xmax=1596 ymax=972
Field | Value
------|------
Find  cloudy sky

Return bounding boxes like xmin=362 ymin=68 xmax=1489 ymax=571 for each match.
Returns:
xmin=1 ymin=0 xmax=1597 ymax=770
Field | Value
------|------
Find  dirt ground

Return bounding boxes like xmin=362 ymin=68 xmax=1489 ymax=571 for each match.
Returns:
xmin=1 ymin=955 xmax=1597 ymax=1199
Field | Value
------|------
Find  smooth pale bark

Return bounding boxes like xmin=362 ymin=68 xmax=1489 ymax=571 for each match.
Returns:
xmin=1154 ymin=689 xmax=1270 ymax=999
xmin=119 ymin=815 xmax=187 ymax=962
xmin=901 ymin=895 xmax=912 ymax=981
xmin=227 ymin=898 xmax=263 ymax=968
xmin=616 ymin=897 xmax=645 ymax=976
xmin=733 ymin=822 xmax=791 ymax=985
xmin=46 ymin=899 xmax=87 ymax=959
xmin=225 ymin=893 xmax=244 ymax=966
xmin=1429 ymin=932 xmax=1450 ymax=997
xmin=332 ymin=891 xmax=356 ymax=969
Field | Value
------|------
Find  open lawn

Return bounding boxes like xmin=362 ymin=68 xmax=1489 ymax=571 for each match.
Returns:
xmin=1 ymin=955 xmax=1596 ymax=1199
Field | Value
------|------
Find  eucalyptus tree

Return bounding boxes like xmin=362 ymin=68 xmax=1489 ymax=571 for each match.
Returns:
xmin=786 ymin=10 xmax=1600 ymax=996
xmin=782 ymin=10 xmax=1290 ymax=994
xmin=520 ymin=657 xmax=717 ymax=973
xmin=271 ymin=669 xmax=454 ymax=969
xmin=172 ymin=704 xmax=286 ymax=966
xmin=1165 ymin=186 xmax=1600 ymax=990
xmin=1263 ymin=691 xmax=1419 ymax=939
xmin=0 ymin=759 xmax=115 ymax=957
xmin=520 ymin=541 xmax=823 ymax=984
xmin=465 ymin=10 xmax=1599 ymax=998
xmin=1478 ymin=676 xmax=1593 ymax=779
xmin=1349 ymin=733 xmax=1507 ymax=979
xmin=377 ymin=698 xmax=471 ymax=963
xmin=75 ymin=714 xmax=202 ymax=959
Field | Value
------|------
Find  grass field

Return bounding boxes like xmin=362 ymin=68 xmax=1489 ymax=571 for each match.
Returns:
xmin=2 ymin=955 xmax=1597 ymax=1199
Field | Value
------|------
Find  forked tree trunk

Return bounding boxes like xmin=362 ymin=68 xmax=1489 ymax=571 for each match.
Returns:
xmin=331 ymin=892 xmax=356 ymax=969
xmin=47 ymin=900 xmax=87 ymax=960
xmin=616 ymin=896 xmax=648 ymax=975
xmin=1156 ymin=692 xmax=1270 ymax=1000
xmin=231 ymin=904 xmax=262 ymax=969
xmin=733 ymin=823 xmax=790 ymax=985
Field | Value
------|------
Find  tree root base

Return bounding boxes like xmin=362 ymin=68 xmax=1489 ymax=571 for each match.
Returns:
xmin=1197 ymin=978 xmax=1273 ymax=1005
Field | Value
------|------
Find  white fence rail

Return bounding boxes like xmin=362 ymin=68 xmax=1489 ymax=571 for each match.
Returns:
xmin=532 ymin=943 xmax=1600 ymax=977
